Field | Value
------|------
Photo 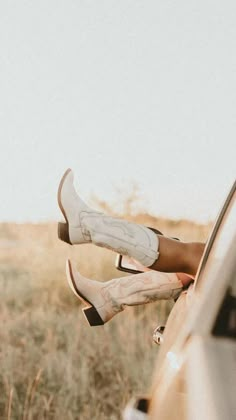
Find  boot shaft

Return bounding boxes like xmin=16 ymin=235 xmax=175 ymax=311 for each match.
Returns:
xmin=58 ymin=169 xmax=160 ymax=267
xmin=104 ymin=271 xmax=183 ymax=310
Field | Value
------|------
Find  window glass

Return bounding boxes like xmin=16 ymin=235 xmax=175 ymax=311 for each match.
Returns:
xmin=196 ymin=190 xmax=236 ymax=290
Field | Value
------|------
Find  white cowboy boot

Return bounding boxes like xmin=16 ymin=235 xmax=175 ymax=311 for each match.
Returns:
xmin=58 ymin=169 xmax=159 ymax=267
xmin=66 ymin=259 xmax=183 ymax=326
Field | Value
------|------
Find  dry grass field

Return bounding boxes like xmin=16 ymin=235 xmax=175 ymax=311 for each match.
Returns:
xmin=0 ymin=210 xmax=212 ymax=419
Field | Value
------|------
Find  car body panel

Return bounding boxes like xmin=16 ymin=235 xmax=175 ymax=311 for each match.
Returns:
xmin=186 ymin=336 xmax=236 ymax=420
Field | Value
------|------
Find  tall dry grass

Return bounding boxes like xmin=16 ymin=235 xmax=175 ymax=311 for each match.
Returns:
xmin=0 ymin=209 xmax=212 ymax=419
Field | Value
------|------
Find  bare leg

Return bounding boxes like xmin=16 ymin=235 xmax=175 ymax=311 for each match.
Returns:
xmin=150 ymin=236 xmax=205 ymax=277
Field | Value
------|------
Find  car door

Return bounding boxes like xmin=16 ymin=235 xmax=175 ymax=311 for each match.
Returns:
xmin=149 ymin=180 xmax=236 ymax=419
xmin=123 ymin=180 xmax=236 ymax=420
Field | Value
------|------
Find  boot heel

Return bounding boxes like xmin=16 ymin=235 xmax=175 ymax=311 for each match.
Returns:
xmin=58 ymin=222 xmax=72 ymax=244
xmin=83 ymin=306 xmax=104 ymax=326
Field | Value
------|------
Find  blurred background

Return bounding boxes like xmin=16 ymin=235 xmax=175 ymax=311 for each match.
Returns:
xmin=0 ymin=1 xmax=235 ymax=418
xmin=0 ymin=0 xmax=235 ymax=223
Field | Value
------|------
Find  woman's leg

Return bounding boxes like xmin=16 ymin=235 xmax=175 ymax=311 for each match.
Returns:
xmin=58 ymin=169 xmax=158 ymax=266
xmin=66 ymin=259 xmax=183 ymax=326
xmin=150 ymin=237 xmax=205 ymax=277
xmin=58 ymin=169 xmax=205 ymax=276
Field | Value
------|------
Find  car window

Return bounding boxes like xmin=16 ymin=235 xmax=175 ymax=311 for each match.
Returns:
xmin=195 ymin=181 xmax=236 ymax=290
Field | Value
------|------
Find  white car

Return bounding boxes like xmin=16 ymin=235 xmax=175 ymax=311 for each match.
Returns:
xmin=123 ymin=180 xmax=236 ymax=420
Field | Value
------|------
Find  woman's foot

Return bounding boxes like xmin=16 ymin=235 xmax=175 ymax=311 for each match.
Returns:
xmin=66 ymin=259 xmax=183 ymax=326
xmin=58 ymin=169 xmax=159 ymax=267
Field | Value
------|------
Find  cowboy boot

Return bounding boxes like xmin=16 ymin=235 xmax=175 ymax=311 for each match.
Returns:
xmin=58 ymin=169 xmax=159 ymax=267
xmin=66 ymin=259 xmax=183 ymax=326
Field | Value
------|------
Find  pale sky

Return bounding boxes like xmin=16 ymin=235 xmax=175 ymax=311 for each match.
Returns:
xmin=0 ymin=1 xmax=235 ymax=223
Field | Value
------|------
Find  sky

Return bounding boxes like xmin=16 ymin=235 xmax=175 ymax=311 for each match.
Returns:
xmin=0 ymin=0 xmax=235 ymax=223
